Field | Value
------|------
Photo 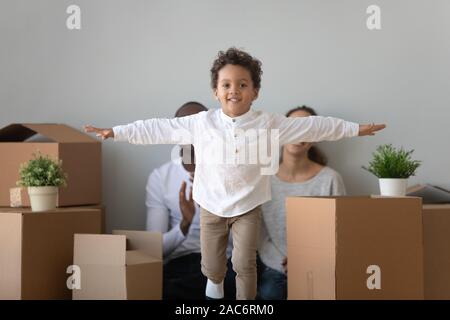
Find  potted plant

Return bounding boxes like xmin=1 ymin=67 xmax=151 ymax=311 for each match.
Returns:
xmin=363 ymin=144 xmax=421 ymax=196
xmin=17 ymin=152 xmax=68 ymax=212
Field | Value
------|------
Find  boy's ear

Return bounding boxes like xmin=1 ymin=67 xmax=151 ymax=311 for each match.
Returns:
xmin=253 ymin=89 xmax=259 ymax=100
xmin=213 ymin=89 xmax=218 ymax=100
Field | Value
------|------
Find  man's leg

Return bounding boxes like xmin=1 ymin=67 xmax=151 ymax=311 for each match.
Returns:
xmin=230 ymin=206 xmax=261 ymax=300
xmin=163 ymin=253 xmax=207 ymax=300
xmin=200 ymin=208 xmax=229 ymax=299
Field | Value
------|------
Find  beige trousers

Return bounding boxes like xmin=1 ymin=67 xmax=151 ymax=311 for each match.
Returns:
xmin=200 ymin=205 xmax=261 ymax=300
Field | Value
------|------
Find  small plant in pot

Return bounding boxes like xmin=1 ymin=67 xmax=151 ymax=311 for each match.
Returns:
xmin=17 ymin=152 xmax=68 ymax=212
xmin=362 ymin=144 xmax=421 ymax=196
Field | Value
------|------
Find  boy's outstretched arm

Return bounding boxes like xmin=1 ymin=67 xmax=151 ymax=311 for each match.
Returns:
xmin=358 ymin=123 xmax=386 ymax=136
xmin=84 ymin=125 xmax=114 ymax=140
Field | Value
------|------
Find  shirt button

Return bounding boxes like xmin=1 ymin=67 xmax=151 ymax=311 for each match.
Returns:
xmin=235 ymin=149 xmax=239 ymax=153
xmin=232 ymin=119 xmax=236 ymax=123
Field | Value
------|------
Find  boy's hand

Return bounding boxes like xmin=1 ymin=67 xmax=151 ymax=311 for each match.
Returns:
xmin=84 ymin=125 xmax=114 ymax=140
xmin=358 ymin=123 xmax=386 ymax=136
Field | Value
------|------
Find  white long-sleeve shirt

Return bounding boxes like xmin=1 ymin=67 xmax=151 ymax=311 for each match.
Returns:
xmin=146 ymin=158 xmax=233 ymax=263
xmin=114 ymin=108 xmax=359 ymax=217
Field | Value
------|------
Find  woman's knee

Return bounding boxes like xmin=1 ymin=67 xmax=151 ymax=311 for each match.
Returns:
xmin=257 ymin=269 xmax=287 ymax=300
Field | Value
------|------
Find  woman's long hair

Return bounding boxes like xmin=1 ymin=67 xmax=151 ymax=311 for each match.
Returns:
xmin=282 ymin=105 xmax=328 ymax=166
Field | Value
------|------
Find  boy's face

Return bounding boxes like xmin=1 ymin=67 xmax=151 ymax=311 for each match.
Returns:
xmin=214 ymin=64 xmax=259 ymax=117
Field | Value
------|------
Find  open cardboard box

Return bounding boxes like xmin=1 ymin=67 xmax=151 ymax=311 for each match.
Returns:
xmin=0 ymin=207 xmax=103 ymax=300
xmin=0 ymin=123 xmax=101 ymax=207
xmin=286 ymin=196 xmax=424 ymax=300
xmin=73 ymin=230 xmax=162 ymax=300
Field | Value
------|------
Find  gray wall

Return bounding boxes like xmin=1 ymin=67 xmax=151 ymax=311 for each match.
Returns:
xmin=1 ymin=0 xmax=449 ymax=232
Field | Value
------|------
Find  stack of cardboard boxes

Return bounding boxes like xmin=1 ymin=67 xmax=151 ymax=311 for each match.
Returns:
xmin=0 ymin=123 xmax=163 ymax=300
xmin=0 ymin=123 xmax=104 ymax=299
xmin=286 ymin=196 xmax=450 ymax=300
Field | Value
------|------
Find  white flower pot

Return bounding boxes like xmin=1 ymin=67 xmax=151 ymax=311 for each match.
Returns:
xmin=28 ymin=186 xmax=58 ymax=212
xmin=379 ymin=178 xmax=408 ymax=197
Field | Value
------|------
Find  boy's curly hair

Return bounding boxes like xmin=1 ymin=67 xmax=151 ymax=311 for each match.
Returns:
xmin=210 ymin=47 xmax=263 ymax=90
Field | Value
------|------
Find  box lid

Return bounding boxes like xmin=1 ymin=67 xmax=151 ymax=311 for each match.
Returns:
xmin=0 ymin=124 xmax=98 ymax=143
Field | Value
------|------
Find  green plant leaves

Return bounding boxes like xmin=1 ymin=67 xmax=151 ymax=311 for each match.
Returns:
xmin=17 ymin=152 xmax=68 ymax=187
xmin=362 ymin=144 xmax=421 ymax=178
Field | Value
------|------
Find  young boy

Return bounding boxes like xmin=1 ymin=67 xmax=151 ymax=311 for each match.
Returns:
xmin=85 ymin=47 xmax=385 ymax=300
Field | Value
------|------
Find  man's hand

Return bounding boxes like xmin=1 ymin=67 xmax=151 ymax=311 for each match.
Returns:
xmin=84 ymin=125 xmax=114 ymax=140
xmin=282 ymin=257 xmax=288 ymax=274
xmin=179 ymin=180 xmax=196 ymax=236
xmin=358 ymin=123 xmax=386 ymax=136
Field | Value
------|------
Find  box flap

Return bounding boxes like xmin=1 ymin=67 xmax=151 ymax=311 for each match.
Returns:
xmin=74 ymin=234 xmax=126 ymax=266
xmin=286 ymin=197 xmax=337 ymax=249
xmin=0 ymin=124 xmax=37 ymax=142
xmin=113 ymin=230 xmax=162 ymax=259
xmin=407 ymin=184 xmax=450 ymax=204
xmin=0 ymin=123 xmax=98 ymax=143
xmin=126 ymin=250 xmax=161 ymax=265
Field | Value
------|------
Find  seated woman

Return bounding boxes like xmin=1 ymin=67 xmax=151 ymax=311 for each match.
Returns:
xmin=257 ymin=105 xmax=346 ymax=300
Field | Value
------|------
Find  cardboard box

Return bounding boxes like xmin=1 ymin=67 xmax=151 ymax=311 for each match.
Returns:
xmin=0 ymin=207 xmax=103 ymax=300
xmin=286 ymin=196 xmax=424 ymax=300
xmin=423 ymin=204 xmax=450 ymax=299
xmin=0 ymin=123 xmax=101 ymax=207
xmin=73 ymin=230 xmax=162 ymax=300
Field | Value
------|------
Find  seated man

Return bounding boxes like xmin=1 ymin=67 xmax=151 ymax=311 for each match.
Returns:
xmin=146 ymin=101 xmax=236 ymax=300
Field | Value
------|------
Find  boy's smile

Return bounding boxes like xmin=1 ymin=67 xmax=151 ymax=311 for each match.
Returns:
xmin=214 ymin=64 xmax=259 ymax=118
